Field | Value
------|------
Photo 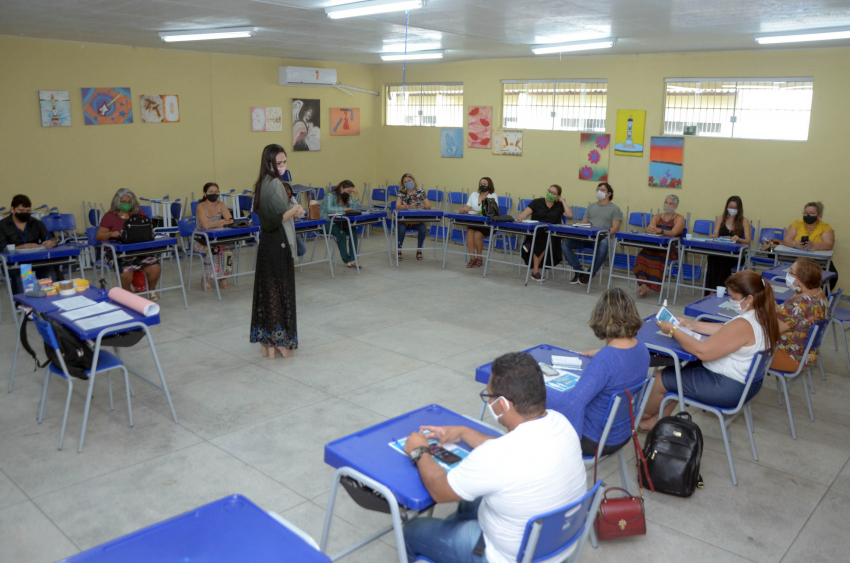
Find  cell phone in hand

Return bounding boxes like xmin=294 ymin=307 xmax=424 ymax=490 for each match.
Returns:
xmin=801 ymin=236 xmax=809 ymax=243
xmin=428 ymin=443 xmax=462 ymax=465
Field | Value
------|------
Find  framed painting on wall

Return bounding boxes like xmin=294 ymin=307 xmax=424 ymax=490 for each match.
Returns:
xmin=441 ymin=128 xmax=463 ymax=158
xmin=39 ymin=91 xmax=71 ymax=127
xmin=648 ymin=136 xmax=684 ymax=188
xmin=578 ymin=133 xmax=610 ymax=181
xmin=330 ymin=108 xmax=360 ymax=136
xmin=467 ymin=106 xmax=492 ymax=148
xmin=292 ymin=99 xmax=320 ymax=151
xmin=82 ymin=87 xmax=133 ymax=125
xmin=614 ymin=110 xmax=645 ymax=156
xmin=491 ymin=129 xmax=523 ymax=155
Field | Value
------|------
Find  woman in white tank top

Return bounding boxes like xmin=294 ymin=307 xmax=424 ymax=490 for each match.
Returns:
xmin=640 ymin=271 xmax=779 ymax=432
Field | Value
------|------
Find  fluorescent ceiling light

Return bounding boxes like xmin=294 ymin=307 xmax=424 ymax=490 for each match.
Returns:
xmin=531 ymin=39 xmax=616 ymax=55
xmin=382 ymin=42 xmax=440 ymax=52
xmin=755 ymin=28 xmax=850 ymax=44
xmin=326 ymin=0 xmax=422 ymax=20
xmin=159 ymin=27 xmax=257 ymax=42
xmin=381 ymin=50 xmax=444 ymax=61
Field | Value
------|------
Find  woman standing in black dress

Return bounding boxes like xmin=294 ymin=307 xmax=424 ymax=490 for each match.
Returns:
xmin=703 ymin=196 xmax=751 ymax=295
xmin=250 ymin=144 xmax=305 ymax=359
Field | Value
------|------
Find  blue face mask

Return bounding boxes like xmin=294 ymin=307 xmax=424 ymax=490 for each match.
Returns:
xmin=404 ymin=181 xmax=415 ymax=191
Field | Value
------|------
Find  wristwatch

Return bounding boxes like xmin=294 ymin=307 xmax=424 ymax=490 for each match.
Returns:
xmin=409 ymin=446 xmax=430 ymax=466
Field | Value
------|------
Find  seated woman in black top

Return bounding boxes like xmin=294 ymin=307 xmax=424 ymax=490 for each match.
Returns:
xmin=515 ymin=184 xmax=573 ymax=281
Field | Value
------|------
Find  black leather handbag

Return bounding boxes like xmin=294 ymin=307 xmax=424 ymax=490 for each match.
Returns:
xmin=120 ymin=215 xmax=154 ymax=244
xmin=638 ymin=411 xmax=704 ymax=497
xmin=480 ymin=198 xmax=500 ymax=218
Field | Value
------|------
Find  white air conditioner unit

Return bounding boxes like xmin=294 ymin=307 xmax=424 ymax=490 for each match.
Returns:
xmin=279 ymin=66 xmax=337 ymax=86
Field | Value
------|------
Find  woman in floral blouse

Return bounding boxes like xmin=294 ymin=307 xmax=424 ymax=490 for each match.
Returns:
xmin=396 ymin=173 xmax=431 ymax=261
xmin=771 ymin=257 xmax=828 ymax=371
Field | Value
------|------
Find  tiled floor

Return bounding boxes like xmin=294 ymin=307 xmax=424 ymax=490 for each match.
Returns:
xmin=1 ymin=237 xmax=848 ymax=563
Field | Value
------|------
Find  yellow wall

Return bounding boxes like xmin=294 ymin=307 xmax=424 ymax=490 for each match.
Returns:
xmin=2 ymin=34 xmax=848 ymax=281
xmin=374 ymin=48 xmax=850 ymax=281
xmin=0 ymin=35 xmax=378 ymax=223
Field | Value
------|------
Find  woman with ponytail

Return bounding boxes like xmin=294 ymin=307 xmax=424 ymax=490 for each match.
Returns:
xmin=641 ymin=270 xmax=778 ymax=431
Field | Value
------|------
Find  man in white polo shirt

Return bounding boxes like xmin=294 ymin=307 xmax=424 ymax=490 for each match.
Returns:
xmin=402 ymin=352 xmax=586 ymax=563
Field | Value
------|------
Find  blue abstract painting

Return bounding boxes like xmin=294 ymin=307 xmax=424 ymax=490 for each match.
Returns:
xmin=440 ymin=128 xmax=463 ymax=158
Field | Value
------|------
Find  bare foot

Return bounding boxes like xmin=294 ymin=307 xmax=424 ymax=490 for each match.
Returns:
xmin=261 ymin=345 xmax=269 ymax=358
xmin=639 ymin=416 xmax=658 ymax=433
xmin=276 ymin=346 xmax=294 ymax=358
xmin=219 ymin=280 xmax=231 ymax=290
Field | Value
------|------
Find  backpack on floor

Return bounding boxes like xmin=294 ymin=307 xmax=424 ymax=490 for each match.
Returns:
xmin=120 ymin=214 xmax=154 ymax=244
xmin=19 ymin=311 xmax=94 ymax=380
xmin=638 ymin=411 xmax=704 ymax=497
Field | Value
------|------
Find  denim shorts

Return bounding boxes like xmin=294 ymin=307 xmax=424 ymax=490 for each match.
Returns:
xmin=661 ymin=361 xmax=762 ymax=409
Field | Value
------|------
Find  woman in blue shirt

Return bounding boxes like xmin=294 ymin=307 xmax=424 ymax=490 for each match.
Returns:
xmin=547 ymin=288 xmax=650 ymax=456
xmin=320 ymin=179 xmax=362 ymax=268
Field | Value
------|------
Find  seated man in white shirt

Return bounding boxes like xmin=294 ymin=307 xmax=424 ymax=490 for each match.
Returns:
xmin=402 ymin=352 xmax=587 ymax=563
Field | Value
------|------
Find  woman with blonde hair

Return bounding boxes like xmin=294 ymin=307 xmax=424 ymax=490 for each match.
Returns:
xmin=547 ymin=288 xmax=650 ymax=455
xmin=771 ymin=257 xmax=828 ymax=371
xmin=783 ymin=201 xmax=837 ymax=289
xmin=396 ymin=173 xmax=431 ymax=261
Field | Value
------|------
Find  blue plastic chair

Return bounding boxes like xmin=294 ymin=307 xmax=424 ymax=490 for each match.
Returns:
xmin=497 ymin=196 xmax=513 ymax=216
xmin=178 ymin=218 xmax=206 ymax=291
xmin=190 ymin=201 xmax=199 ymax=217
xmin=582 ymin=378 xmax=653 ymax=496
xmin=413 ymin=481 xmax=603 ymax=563
xmin=573 ymin=206 xmax=586 ymax=221
xmin=692 ymin=219 xmax=714 ymax=236
xmin=768 ymin=319 xmax=831 ymax=440
xmin=661 ymin=350 xmax=770 ymax=485
xmin=370 ymin=188 xmax=388 ymax=211
xmin=238 ymin=194 xmax=254 ymax=218
xmin=387 ymin=185 xmax=400 ymax=198
xmin=749 ymin=226 xmax=786 ymax=269
xmin=140 ymin=205 xmax=153 ymax=219
xmin=825 ymin=289 xmax=850 ymax=372
xmin=518 ymin=198 xmax=533 ymax=213
xmin=627 ymin=211 xmax=651 ymax=230
xmin=42 ymin=213 xmax=76 ymax=239
xmin=87 ymin=208 xmax=102 ymax=228
xmin=447 ymin=191 xmax=467 ymax=210
xmin=32 ymin=313 xmax=131 ymax=451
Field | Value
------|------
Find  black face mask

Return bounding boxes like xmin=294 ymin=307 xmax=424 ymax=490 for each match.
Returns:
xmin=14 ymin=212 xmax=31 ymax=222
xmin=478 ymin=186 xmax=488 ymax=192
xmin=206 ymin=194 xmax=219 ymax=202
xmin=803 ymin=215 xmax=818 ymax=225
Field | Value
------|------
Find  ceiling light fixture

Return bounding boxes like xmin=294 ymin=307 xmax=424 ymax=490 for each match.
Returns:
xmin=380 ymin=50 xmax=444 ymax=61
xmin=326 ymin=0 xmax=423 ymax=20
xmin=531 ymin=38 xmax=616 ymax=55
xmin=159 ymin=26 xmax=258 ymax=42
xmin=755 ymin=28 xmax=850 ymax=45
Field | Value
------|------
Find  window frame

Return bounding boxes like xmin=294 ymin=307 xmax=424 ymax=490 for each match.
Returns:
xmin=501 ymin=79 xmax=608 ymax=132
xmin=662 ymin=77 xmax=814 ymax=142
xmin=384 ymin=82 xmax=464 ymax=128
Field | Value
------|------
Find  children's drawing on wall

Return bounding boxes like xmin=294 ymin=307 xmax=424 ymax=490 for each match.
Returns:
xmin=614 ymin=110 xmax=645 ymax=156
xmin=140 ymin=95 xmax=180 ymax=123
xmin=467 ymin=106 xmax=492 ymax=148
xmin=648 ymin=136 xmax=684 ymax=188
xmin=39 ymin=91 xmax=71 ymax=127
xmin=440 ymin=128 xmax=463 ymax=158
xmin=578 ymin=133 xmax=610 ymax=181
xmin=251 ymin=107 xmax=266 ymax=131
xmin=81 ymin=87 xmax=133 ymax=125
xmin=292 ymin=99 xmax=321 ymax=151
xmin=265 ymin=107 xmax=283 ymax=131
xmin=330 ymin=108 xmax=360 ymax=136
xmin=491 ymin=129 xmax=523 ymax=155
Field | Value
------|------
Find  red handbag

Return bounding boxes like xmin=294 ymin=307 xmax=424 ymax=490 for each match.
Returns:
xmin=593 ymin=389 xmax=654 ymax=540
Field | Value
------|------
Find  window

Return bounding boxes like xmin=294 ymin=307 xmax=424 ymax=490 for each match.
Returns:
xmin=663 ymin=78 xmax=814 ymax=141
xmin=386 ymin=83 xmax=463 ymax=127
xmin=501 ymin=80 xmax=607 ymax=131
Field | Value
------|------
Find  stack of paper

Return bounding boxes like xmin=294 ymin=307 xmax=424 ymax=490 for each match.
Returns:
xmin=551 ymin=355 xmax=582 ymax=370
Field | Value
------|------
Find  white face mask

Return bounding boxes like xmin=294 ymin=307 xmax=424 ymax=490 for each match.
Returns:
xmin=786 ymin=273 xmax=801 ymax=292
xmin=727 ymin=208 xmax=738 ymax=216
xmin=487 ymin=396 xmax=509 ymax=423
xmin=596 ymin=190 xmax=607 ymax=201
xmin=729 ymin=297 xmax=749 ymax=315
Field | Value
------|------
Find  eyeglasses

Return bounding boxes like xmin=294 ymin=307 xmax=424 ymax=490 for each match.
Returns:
xmin=479 ymin=389 xmax=510 ymax=404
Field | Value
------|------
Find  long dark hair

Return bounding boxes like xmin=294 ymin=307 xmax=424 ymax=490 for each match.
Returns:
xmin=200 ymin=182 xmax=219 ymax=202
xmin=253 ymin=144 xmax=286 ymax=212
xmin=720 ymin=196 xmax=745 ymax=236
xmin=335 ymin=179 xmax=355 ymax=206
xmin=725 ymin=270 xmax=779 ymax=353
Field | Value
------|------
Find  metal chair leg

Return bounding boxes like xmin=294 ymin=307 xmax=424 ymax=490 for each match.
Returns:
xmin=743 ymin=403 xmax=758 ymax=461
xmin=779 ymin=377 xmax=796 ymax=439
xmin=58 ymin=378 xmax=73 ymax=451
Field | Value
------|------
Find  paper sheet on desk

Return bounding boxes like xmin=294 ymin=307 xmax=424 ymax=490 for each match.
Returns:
xmin=389 ymin=435 xmax=469 ymax=472
xmin=546 ymin=372 xmax=581 ymax=392
xmin=571 ymin=223 xmax=593 ymax=228
xmin=74 ymin=310 xmax=133 ymax=331
xmin=61 ymin=302 xmax=117 ymax=321
xmin=551 ymin=355 xmax=582 ymax=369
xmin=656 ymin=306 xmax=704 ymax=340
xmin=55 ymin=296 xmax=97 ymax=311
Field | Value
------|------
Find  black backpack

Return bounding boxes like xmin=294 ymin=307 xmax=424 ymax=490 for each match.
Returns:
xmin=121 ymin=215 xmax=154 ymax=244
xmin=20 ymin=311 xmax=94 ymax=380
xmin=638 ymin=411 xmax=704 ymax=497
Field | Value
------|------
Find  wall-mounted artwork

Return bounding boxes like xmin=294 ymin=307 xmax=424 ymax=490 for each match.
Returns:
xmin=139 ymin=95 xmax=180 ymax=123
xmin=467 ymin=106 xmax=492 ymax=148
xmin=265 ymin=107 xmax=282 ymax=131
xmin=491 ymin=129 xmax=523 ymax=156
xmin=614 ymin=110 xmax=645 ymax=156
xmin=38 ymin=91 xmax=71 ymax=127
xmin=251 ymin=107 xmax=266 ymax=131
xmin=81 ymin=87 xmax=133 ymax=125
xmin=440 ymin=128 xmax=463 ymax=158
xmin=578 ymin=133 xmax=610 ymax=181
xmin=330 ymin=108 xmax=360 ymax=136
xmin=292 ymin=99 xmax=321 ymax=151
xmin=648 ymin=136 xmax=684 ymax=188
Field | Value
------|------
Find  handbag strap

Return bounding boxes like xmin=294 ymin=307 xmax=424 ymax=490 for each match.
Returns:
xmin=626 ymin=388 xmax=655 ymax=495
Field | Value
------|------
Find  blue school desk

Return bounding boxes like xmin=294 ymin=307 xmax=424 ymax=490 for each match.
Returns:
xmin=674 ymin=237 xmax=749 ymax=304
xmin=441 ymin=212 xmax=490 ymax=268
xmin=483 ymin=221 xmax=548 ymax=284
xmin=393 ymin=209 xmax=445 ymax=266
xmin=542 ymin=224 xmax=609 ymax=294
xmin=100 ymin=237 xmax=188 ymax=308
xmin=609 ymin=232 xmax=680 ymax=305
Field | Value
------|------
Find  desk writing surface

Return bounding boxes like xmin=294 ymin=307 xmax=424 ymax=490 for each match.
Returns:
xmin=761 ymin=263 xmax=836 ymax=283
xmin=195 ymin=225 xmax=259 ymax=239
xmin=475 ymin=344 xmax=590 ymax=384
xmin=682 ymin=238 xmax=749 ymax=253
xmin=332 ymin=212 xmax=386 ymax=223
xmin=59 ymin=494 xmax=331 ymax=563
xmin=48 ymin=305 xmax=159 ymax=341
xmin=294 ymin=219 xmax=326 ymax=230
xmin=638 ymin=315 xmax=698 ymax=362
xmin=324 ymin=404 xmax=501 ymax=511
xmin=106 ymin=238 xmax=178 ymax=253
xmin=548 ymin=224 xmax=608 ymax=237
xmin=14 ymin=288 xmax=108 ymax=313
xmin=397 ymin=210 xmax=444 ymax=218
xmin=443 ymin=212 xmax=489 ymax=223
xmin=1 ymin=243 xmax=83 ymax=264
xmin=615 ymin=231 xmax=679 ymax=245
xmin=772 ymin=245 xmax=833 ymax=259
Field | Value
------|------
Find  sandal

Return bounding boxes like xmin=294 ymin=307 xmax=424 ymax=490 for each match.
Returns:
xmin=473 ymin=258 xmax=483 ymax=267
xmin=397 ymin=252 xmax=403 ymax=261
xmin=417 ymin=251 xmax=424 ymax=261
xmin=467 ymin=259 xmax=476 ymax=268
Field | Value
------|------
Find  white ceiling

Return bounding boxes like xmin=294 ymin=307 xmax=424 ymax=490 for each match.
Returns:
xmin=2 ymin=0 xmax=850 ymax=64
